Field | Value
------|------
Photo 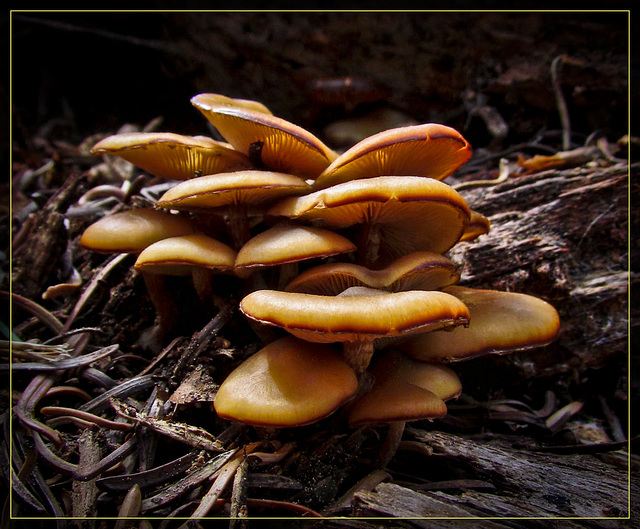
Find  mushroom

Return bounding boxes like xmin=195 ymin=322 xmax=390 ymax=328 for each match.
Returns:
xmin=191 ymin=93 xmax=338 ymax=178
xmin=396 ymin=285 xmax=561 ymax=363
xmin=312 ymin=123 xmax=472 ymax=190
xmin=235 ymin=222 xmax=357 ymax=289
xmin=284 ymin=251 xmax=460 ymax=295
xmin=78 ymin=208 xmax=196 ymax=349
xmin=239 ymin=287 xmax=470 ymax=375
xmin=79 ymin=208 xmax=195 ymax=254
xmin=188 ymin=92 xmax=274 ymax=115
xmin=267 ymin=175 xmax=471 ymax=267
xmin=460 ymin=209 xmax=491 ymax=242
xmin=90 ymin=132 xmax=253 ymax=180
xmin=213 ymin=336 xmax=358 ymax=427
xmin=134 ymin=233 xmax=237 ymax=307
xmin=155 ymin=170 xmax=311 ymax=250
xmin=348 ymin=349 xmax=462 ymax=466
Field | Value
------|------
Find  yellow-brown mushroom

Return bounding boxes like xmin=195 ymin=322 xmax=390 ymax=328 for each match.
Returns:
xmin=235 ymin=222 xmax=357 ymax=288
xmin=312 ymin=123 xmax=472 ymax=190
xmin=284 ymin=251 xmax=460 ymax=295
xmin=133 ymin=234 xmax=237 ymax=345
xmin=240 ymin=287 xmax=470 ymax=374
xmin=79 ymin=208 xmax=195 ymax=254
xmin=91 ymin=132 xmax=253 ymax=180
xmin=348 ymin=349 xmax=462 ymax=466
xmin=397 ymin=285 xmax=561 ymax=363
xmin=156 ymin=170 xmax=311 ymax=250
xmin=214 ymin=336 xmax=358 ymax=427
xmin=191 ymin=93 xmax=338 ymax=178
xmin=267 ymin=175 xmax=471 ymax=267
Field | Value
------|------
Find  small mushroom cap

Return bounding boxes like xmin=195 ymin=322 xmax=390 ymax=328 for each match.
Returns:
xmin=349 ymin=350 xmax=460 ymax=426
xmin=240 ymin=288 xmax=470 ymax=344
xmin=460 ymin=210 xmax=491 ymax=242
xmin=235 ymin=223 xmax=356 ymax=270
xmin=214 ymin=336 xmax=358 ymax=427
xmin=191 ymin=93 xmax=338 ymax=178
xmin=155 ymin=170 xmax=311 ymax=212
xmin=397 ymin=286 xmax=561 ymax=362
xmin=313 ymin=123 xmax=472 ymax=190
xmin=189 ymin=93 xmax=274 ymax=115
xmin=284 ymin=251 xmax=460 ymax=295
xmin=134 ymin=234 xmax=237 ymax=275
xmin=91 ymin=132 xmax=252 ymax=180
xmin=267 ymin=175 xmax=471 ymax=259
xmin=79 ymin=208 xmax=195 ymax=253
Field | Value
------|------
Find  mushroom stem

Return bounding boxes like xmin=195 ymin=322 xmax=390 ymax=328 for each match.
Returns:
xmin=377 ymin=420 xmax=407 ymax=468
xmin=342 ymin=339 xmax=376 ymax=375
xmin=356 ymin=222 xmax=382 ymax=268
xmin=192 ymin=268 xmax=214 ymax=304
xmin=140 ymin=272 xmax=178 ymax=346
xmin=276 ymin=262 xmax=299 ymax=291
xmin=191 ymin=268 xmax=227 ymax=313
xmin=227 ymin=204 xmax=252 ymax=251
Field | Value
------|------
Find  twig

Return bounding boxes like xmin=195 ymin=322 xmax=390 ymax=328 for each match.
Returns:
xmin=183 ymin=444 xmax=259 ymax=522
xmin=79 ymin=374 xmax=159 ymax=414
xmin=551 ymin=54 xmax=586 ymax=151
xmin=140 ymin=450 xmax=237 ymax=513
xmin=110 ymin=398 xmax=225 ymax=453
xmin=95 ymin=451 xmax=200 ymax=492
xmin=73 ymin=436 xmax=137 ymax=482
xmin=63 ymin=252 xmax=130 ymax=333
xmin=453 ymin=157 xmax=512 ymax=190
xmin=40 ymin=406 xmax=133 ymax=432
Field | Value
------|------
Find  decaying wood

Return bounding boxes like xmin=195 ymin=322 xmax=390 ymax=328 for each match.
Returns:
xmin=448 ymin=162 xmax=631 ymax=376
xmin=351 ymin=430 xmax=629 ymax=520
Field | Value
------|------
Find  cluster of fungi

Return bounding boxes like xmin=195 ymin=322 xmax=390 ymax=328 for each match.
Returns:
xmin=81 ymin=93 xmax=560 ymax=464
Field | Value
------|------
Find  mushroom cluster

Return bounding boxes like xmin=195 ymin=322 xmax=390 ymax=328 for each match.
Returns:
xmin=82 ymin=93 xmax=560 ymax=459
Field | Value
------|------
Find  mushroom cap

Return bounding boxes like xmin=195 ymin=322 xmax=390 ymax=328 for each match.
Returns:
xmin=240 ymin=288 xmax=470 ymax=344
xmin=191 ymin=93 xmax=338 ymax=178
xmin=267 ymin=175 xmax=471 ymax=260
xmin=313 ymin=123 xmax=472 ymax=190
xmin=460 ymin=209 xmax=491 ymax=242
xmin=284 ymin=251 xmax=460 ymax=295
xmin=190 ymin=93 xmax=274 ymax=115
xmin=397 ymin=285 xmax=561 ymax=362
xmin=214 ymin=336 xmax=358 ymax=427
xmin=348 ymin=349 xmax=460 ymax=426
xmin=155 ymin=170 xmax=311 ymax=212
xmin=134 ymin=234 xmax=237 ymax=275
xmin=91 ymin=132 xmax=252 ymax=180
xmin=79 ymin=208 xmax=195 ymax=253
xmin=235 ymin=223 xmax=356 ymax=271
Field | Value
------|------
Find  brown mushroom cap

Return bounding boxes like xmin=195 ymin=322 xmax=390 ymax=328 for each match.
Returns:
xmin=284 ymin=251 xmax=460 ymax=295
xmin=313 ymin=123 xmax=472 ymax=190
xmin=191 ymin=93 xmax=338 ymax=178
xmin=240 ymin=288 xmax=470 ymax=345
xmin=155 ymin=170 xmax=311 ymax=212
xmin=134 ymin=234 xmax=236 ymax=276
xmin=189 ymin=93 xmax=274 ymax=115
xmin=460 ymin=209 xmax=491 ymax=242
xmin=267 ymin=175 xmax=471 ymax=264
xmin=397 ymin=285 xmax=561 ymax=362
xmin=79 ymin=208 xmax=195 ymax=253
xmin=213 ymin=336 xmax=358 ymax=427
xmin=348 ymin=349 xmax=461 ymax=426
xmin=90 ymin=132 xmax=252 ymax=180
xmin=235 ymin=223 xmax=356 ymax=271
